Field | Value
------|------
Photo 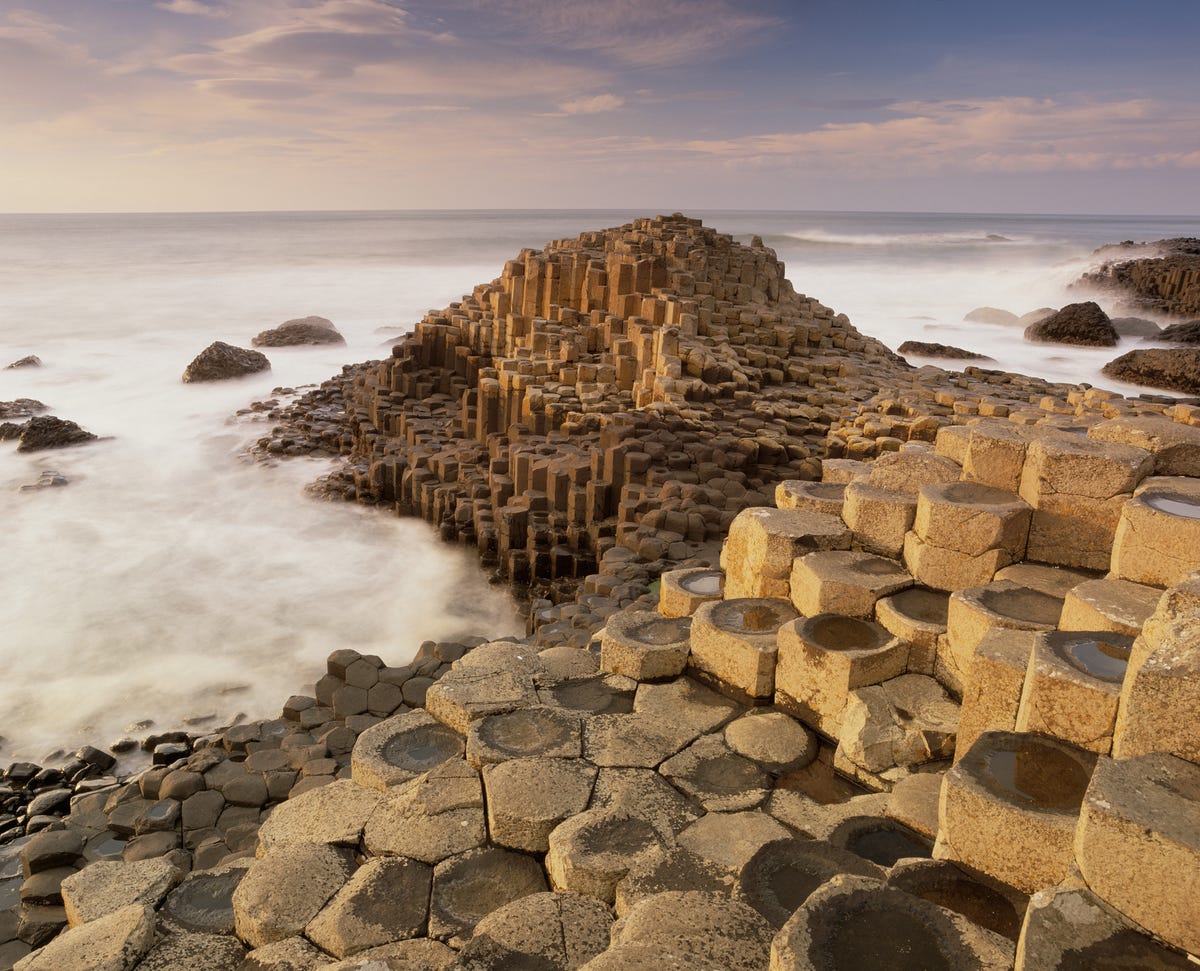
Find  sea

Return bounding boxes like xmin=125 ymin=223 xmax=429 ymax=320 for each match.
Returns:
xmin=1 ymin=208 xmax=1196 ymax=765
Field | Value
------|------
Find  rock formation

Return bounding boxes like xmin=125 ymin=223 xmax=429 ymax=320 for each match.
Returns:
xmin=1077 ymin=237 xmax=1200 ymax=319
xmin=1157 ymin=319 xmax=1200 ymax=344
xmin=182 ymin=342 xmax=270 ymax=383
xmin=1023 ymin=302 xmax=1118 ymax=347
xmin=15 ymin=416 xmax=97 ymax=453
xmin=252 ymin=316 xmax=345 ymax=348
xmin=897 ymin=341 xmax=993 ymax=361
xmin=5 ymin=215 xmax=1200 ymax=970
xmin=1103 ymin=348 xmax=1200 ymax=395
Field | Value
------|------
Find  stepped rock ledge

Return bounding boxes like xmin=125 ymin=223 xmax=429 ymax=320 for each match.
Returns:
xmin=4 ymin=215 xmax=1200 ymax=970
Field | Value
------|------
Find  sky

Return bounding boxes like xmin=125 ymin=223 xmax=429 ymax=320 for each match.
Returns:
xmin=1 ymin=0 xmax=1198 ymax=214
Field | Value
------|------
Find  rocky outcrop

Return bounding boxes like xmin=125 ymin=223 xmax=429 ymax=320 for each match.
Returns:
xmin=5 ymin=356 xmax=41 ymax=369
xmin=1077 ymin=237 xmax=1200 ymax=319
xmin=0 ymin=399 xmax=46 ymax=420
xmin=1103 ymin=348 xmax=1200 ymax=395
xmin=897 ymin=342 xmax=993 ymax=361
xmin=182 ymin=342 xmax=270 ymax=383
xmin=15 ymin=416 xmax=97 ymax=452
xmin=1158 ymin=320 xmax=1200 ymax=344
xmin=1024 ymin=302 xmax=1118 ymax=347
xmin=252 ymin=316 xmax=345 ymax=348
xmin=1111 ymin=316 xmax=1161 ymax=338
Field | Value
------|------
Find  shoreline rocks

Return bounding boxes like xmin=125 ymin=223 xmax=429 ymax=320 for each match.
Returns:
xmin=1023 ymin=301 xmax=1118 ymax=347
xmin=1102 ymin=348 xmax=1200 ymax=395
xmin=1076 ymin=237 xmax=1200 ymax=319
xmin=182 ymin=342 xmax=270 ymax=383
xmin=897 ymin=341 xmax=993 ymax=362
xmin=252 ymin=316 xmax=345 ymax=348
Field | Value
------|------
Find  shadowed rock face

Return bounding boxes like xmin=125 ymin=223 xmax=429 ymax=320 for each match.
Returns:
xmin=1024 ymin=302 xmax=1118 ymax=347
xmin=1103 ymin=348 xmax=1200 ymax=394
xmin=16 ymin=415 xmax=97 ymax=452
xmin=898 ymin=341 xmax=993 ymax=361
xmin=252 ymin=316 xmax=345 ymax=347
xmin=1078 ymin=238 xmax=1200 ymax=319
xmin=182 ymin=341 xmax=269 ymax=382
xmin=1157 ymin=319 xmax=1200 ymax=343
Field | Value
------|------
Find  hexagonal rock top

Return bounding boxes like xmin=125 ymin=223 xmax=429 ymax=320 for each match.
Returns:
xmin=231 ymin=843 xmax=355 ymax=949
xmin=429 ymin=846 xmax=549 ymax=947
xmin=352 ymin=709 xmax=466 ymax=790
xmin=362 ymin=759 xmax=486 ymax=864
xmin=456 ymin=891 xmax=613 ymax=970
xmin=466 ymin=706 xmax=583 ymax=768
xmin=483 ymin=757 xmax=598 ymax=853
xmin=255 ymin=778 xmax=382 ymax=851
xmin=305 ymin=856 xmax=432 ymax=958
xmin=547 ymin=807 xmax=675 ymax=903
xmin=60 ymin=858 xmax=181 ymax=926
xmin=12 ymin=903 xmax=156 ymax=971
xmin=600 ymin=610 xmax=692 ymax=681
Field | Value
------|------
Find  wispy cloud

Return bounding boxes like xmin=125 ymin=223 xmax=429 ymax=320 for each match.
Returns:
xmin=556 ymin=93 xmax=624 ymax=115
xmin=155 ymin=0 xmax=229 ymax=18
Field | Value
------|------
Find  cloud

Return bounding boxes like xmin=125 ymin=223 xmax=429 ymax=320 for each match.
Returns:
xmin=155 ymin=0 xmax=229 ymax=17
xmin=557 ymin=93 xmax=624 ymax=115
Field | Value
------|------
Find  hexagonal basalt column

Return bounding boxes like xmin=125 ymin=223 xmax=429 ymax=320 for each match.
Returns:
xmin=1112 ymin=615 xmax=1200 ymax=763
xmin=914 ymin=481 xmax=1032 ymax=561
xmin=961 ymin=420 xmax=1031 ymax=493
xmin=425 ymin=665 xmax=539 ymax=736
xmin=770 ymin=875 xmax=1015 ymax=971
xmin=1058 ymin=577 xmax=1161 ymax=637
xmin=875 ymin=585 xmax=949 ymax=676
xmin=1018 ymin=433 xmax=1153 ymax=571
xmin=1074 ymin=752 xmax=1200 ymax=957
xmin=600 ymin=610 xmax=692 ymax=681
xmin=774 ymin=614 xmax=909 ymax=739
xmin=789 ymin=551 xmax=912 ymax=619
xmin=721 ymin=507 xmax=850 ymax=600
xmin=955 ymin=629 xmax=1038 ymax=762
xmin=352 ymin=710 xmax=465 ymax=790
xmin=658 ymin=734 xmax=771 ymax=813
xmin=483 ymin=757 xmax=598 ymax=852
xmin=687 ymin=597 xmax=799 ymax=700
xmin=465 ymin=706 xmax=583 ymax=769
xmin=657 ymin=567 xmax=724 ymax=618
xmin=775 ymin=480 xmax=846 ymax=517
xmin=546 ymin=807 xmax=675 ymax=903
xmin=1014 ymin=631 xmax=1134 ymax=754
xmin=429 ymin=847 xmax=548 ymax=948
xmin=935 ymin=731 xmax=1097 ymax=893
xmin=1110 ymin=477 xmax=1200 ymax=587
xmin=841 ymin=482 xmax=917 ymax=558
xmin=942 ymin=581 xmax=1063 ymax=697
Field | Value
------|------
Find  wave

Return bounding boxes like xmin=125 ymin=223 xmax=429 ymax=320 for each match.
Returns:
xmin=763 ymin=229 xmax=1028 ymax=248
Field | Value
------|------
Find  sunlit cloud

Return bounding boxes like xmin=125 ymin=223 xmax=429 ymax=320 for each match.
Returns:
xmin=556 ymin=93 xmax=625 ymax=115
xmin=155 ymin=0 xmax=229 ymax=17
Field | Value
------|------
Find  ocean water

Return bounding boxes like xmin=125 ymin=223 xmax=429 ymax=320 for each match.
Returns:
xmin=0 ymin=208 xmax=1195 ymax=764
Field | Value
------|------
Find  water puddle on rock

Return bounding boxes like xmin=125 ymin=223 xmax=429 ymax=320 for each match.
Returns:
xmin=1145 ymin=494 xmax=1200 ymax=519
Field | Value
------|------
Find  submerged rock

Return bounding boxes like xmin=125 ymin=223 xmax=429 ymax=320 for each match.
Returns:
xmin=1157 ymin=319 xmax=1200 ymax=344
xmin=963 ymin=307 xmax=1018 ymax=326
xmin=182 ymin=341 xmax=270 ymax=383
xmin=5 ymin=356 xmax=41 ymax=369
xmin=1024 ymin=301 xmax=1118 ymax=347
xmin=0 ymin=399 xmax=46 ymax=420
xmin=252 ymin=316 xmax=345 ymax=348
xmin=897 ymin=341 xmax=993 ymax=361
xmin=1103 ymin=348 xmax=1200 ymax=395
xmin=1111 ymin=316 xmax=1161 ymax=338
xmin=16 ymin=416 xmax=97 ymax=452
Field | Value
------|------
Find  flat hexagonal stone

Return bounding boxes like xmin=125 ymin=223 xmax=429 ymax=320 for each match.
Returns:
xmin=483 ymin=757 xmax=598 ymax=852
xmin=827 ymin=815 xmax=933 ymax=867
xmin=790 ymin=550 xmax=913 ymax=619
xmin=133 ymin=931 xmax=246 ymax=970
xmin=231 ymin=843 xmax=354 ymax=948
xmin=465 ymin=706 xmax=583 ymax=768
xmin=60 ymin=858 xmax=181 ymax=926
xmin=658 ymin=734 xmax=771 ymax=812
xmin=589 ymin=767 xmax=703 ymax=836
xmin=429 ymin=847 xmax=548 ymax=948
xmin=614 ymin=846 xmax=737 ymax=917
xmin=239 ymin=935 xmax=326 ymax=970
xmin=456 ymin=891 xmax=613 ymax=970
xmin=658 ymin=567 xmax=725 ymax=618
xmin=676 ymin=810 xmax=792 ymax=873
xmin=538 ymin=674 xmax=636 ymax=715
xmin=321 ymin=938 xmax=457 ymax=970
xmin=546 ymin=807 xmax=675 ymax=903
xmin=11 ymin=903 xmax=155 ymax=971
xmin=725 ymin=711 xmax=818 ymax=772
xmin=601 ymin=610 xmax=692 ymax=681
xmin=256 ymin=778 xmax=381 ymax=851
xmin=306 ymin=856 xmax=432 ymax=958
xmin=583 ymin=711 xmax=699 ymax=768
xmin=688 ymin=597 xmax=801 ymax=699
xmin=425 ymin=666 xmax=539 ymax=736
xmin=611 ymin=890 xmax=774 ymax=971
xmin=363 ymin=759 xmax=486 ymax=864
xmin=159 ymin=859 xmax=252 ymax=935
xmin=734 ymin=838 xmax=886 ymax=927
xmin=771 ymin=875 xmax=1014 ymax=970
xmin=633 ymin=676 xmax=740 ymax=735
xmin=352 ymin=709 xmax=465 ymax=790
xmin=577 ymin=942 xmax=698 ymax=970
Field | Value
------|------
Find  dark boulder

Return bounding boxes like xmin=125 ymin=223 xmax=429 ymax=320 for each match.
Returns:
xmin=251 ymin=316 xmax=344 ymax=348
xmin=0 ymin=422 xmax=24 ymax=441
xmin=16 ymin=416 xmax=97 ymax=452
xmin=1024 ymin=301 xmax=1118 ymax=346
xmin=1157 ymin=320 xmax=1200 ymax=344
xmin=1110 ymin=317 xmax=1161 ymax=338
xmin=5 ymin=355 xmax=42 ymax=369
xmin=0 ymin=399 xmax=46 ymax=420
xmin=1102 ymin=348 xmax=1200 ymax=395
xmin=182 ymin=341 xmax=270 ymax=383
xmin=897 ymin=341 xmax=993 ymax=362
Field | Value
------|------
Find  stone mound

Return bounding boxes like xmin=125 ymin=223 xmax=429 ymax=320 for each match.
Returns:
xmin=5 ymin=355 xmax=41 ymax=369
xmin=1024 ymin=302 xmax=1118 ymax=347
xmin=1103 ymin=348 xmax=1200 ymax=395
xmin=897 ymin=341 xmax=993 ymax=361
xmin=16 ymin=416 xmax=97 ymax=452
xmin=182 ymin=341 xmax=270 ymax=382
xmin=1078 ymin=237 xmax=1200 ymax=319
xmin=963 ymin=307 xmax=1017 ymax=326
xmin=252 ymin=316 xmax=345 ymax=348
xmin=1157 ymin=320 xmax=1200 ymax=344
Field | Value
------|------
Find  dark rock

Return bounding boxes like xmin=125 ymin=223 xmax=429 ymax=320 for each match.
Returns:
xmin=15 ymin=416 xmax=97 ymax=452
xmin=1102 ymin=348 xmax=1200 ymax=395
xmin=5 ymin=355 xmax=42 ymax=369
xmin=1111 ymin=316 xmax=1161 ymax=338
xmin=1024 ymin=302 xmax=1118 ymax=346
xmin=0 ymin=399 xmax=45 ymax=420
xmin=20 ymin=829 xmax=84 ymax=875
xmin=1157 ymin=320 xmax=1200 ymax=344
xmin=897 ymin=342 xmax=993 ymax=362
xmin=25 ymin=789 xmax=71 ymax=817
xmin=182 ymin=341 xmax=270 ymax=383
xmin=75 ymin=746 xmax=116 ymax=773
xmin=1077 ymin=238 xmax=1200 ymax=319
xmin=251 ymin=316 xmax=344 ymax=348
xmin=0 ymin=422 xmax=23 ymax=441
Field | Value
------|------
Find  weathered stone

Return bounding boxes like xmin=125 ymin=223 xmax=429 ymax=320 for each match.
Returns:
xmin=132 ymin=931 xmax=246 ymax=971
xmin=724 ymin=710 xmax=818 ymax=772
xmin=588 ymin=767 xmax=703 ymax=836
xmin=363 ymin=759 xmax=485 ymax=863
xmin=60 ymin=858 xmax=180 ymax=926
xmin=321 ymin=938 xmax=457 ymax=970
xmin=611 ymin=891 xmax=773 ymax=971
xmin=483 ymin=757 xmax=597 ymax=852
xmin=159 ymin=858 xmax=251 ymax=935
xmin=875 ymin=586 xmax=949 ymax=676
xmin=887 ymin=858 xmax=1026 ymax=943
xmin=687 ymin=597 xmax=800 ymax=700
xmin=429 ymin=846 xmax=548 ymax=947
xmin=1087 ymin=414 xmax=1200 ymax=477
xmin=1110 ymin=476 xmax=1200 ymax=587
xmin=838 ymin=674 xmax=959 ymax=774
xmin=457 ymin=891 xmax=613 ymax=970
xmin=425 ymin=665 xmax=539 ymax=736
xmin=955 ymin=628 xmax=1039 ymax=761
xmin=352 ymin=709 xmax=465 ymax=790
xmin=252 ymin=315 xmax=344 ymax=347
xmin=238 ymin=935 xmax=326 ymax=970
xmin=16 ymin=416 xmax=97 ymax=453
xmin=305 ymin=856 xmax=432 ymax=958
xmin=1058 ymin=577 xmax=1161 ymax=637
xmin=256 ymin=778 xmax=381 ymax=851
xmin=842 ymin=481 xmax=917 ymax=558
xmin=659 ymin=734 xmax=771 ymax=812
xmin=12 ymin=903 xmax=154 ymax=971
xmin=231 ymin=843 xmax=354 ymax=948
xmin=885 ymin=771 xmax=945 ymax=840
xmin=614 ymin=845 xmax=736 ymax=916
xmin=790 ymin=550 xmax=912 ymax=618
xmin=676 ymin=810 xmax=792 ymax=872
xmin=600 ymin=610 xmax=691 ymax=681
xmin=466 ymin=706 xmax=583 ymax=768
xmin=914 ymin=480 xmax=1031 ymax=559
xmin=721 ymin=507 xmax=850 ymax=600
xmin=657 ymin=568 xmax=724 ymax=618
xmin=1024 ymin=301 xmax=1117 ymax=346
xmin=546 ymin=807 xmax=674 ymax=903
xmin=582 ymin=710 xmax=698 ymax=768
xmin=775 ymin=480 xmax=846 ymax=516
xmin=182 ymin=341 xmax=270 ymax=382
xmin=1103 ymin=348 xmax=1200 ymax=395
